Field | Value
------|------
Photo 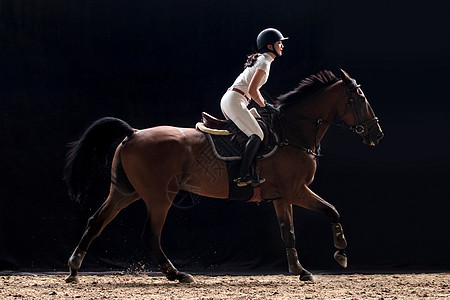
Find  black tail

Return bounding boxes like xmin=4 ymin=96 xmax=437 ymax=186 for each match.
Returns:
xmin=64 ymin=117 xmax=135 ymax=203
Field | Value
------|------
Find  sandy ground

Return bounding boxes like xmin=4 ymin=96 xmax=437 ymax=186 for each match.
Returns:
xmin=0 ymin=272 xmax=449 ymax=299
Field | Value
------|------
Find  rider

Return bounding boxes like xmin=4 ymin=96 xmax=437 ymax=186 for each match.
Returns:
xmin=220 ymin=28 xmax=288 ymax=187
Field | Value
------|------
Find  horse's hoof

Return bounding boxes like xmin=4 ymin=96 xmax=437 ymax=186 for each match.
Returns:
xmin=299 ymin=270 xmax=315 ymax=282
xmin=332 ymin=223 xmax=348 ymax=249
xmin=334 ymin=249 xmax=348 ymax=268
xmin=65 ymin=275 xmax=79 ymax=283
xmin=178 ymin=272 xmax=196 ymax=283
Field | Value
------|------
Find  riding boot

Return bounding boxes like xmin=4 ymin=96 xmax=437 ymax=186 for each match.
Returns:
xmin=234 ymin=134 xmax=265 ymax=187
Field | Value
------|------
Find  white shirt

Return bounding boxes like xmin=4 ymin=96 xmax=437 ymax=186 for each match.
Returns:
xmin=230 ymin=53 xmax=274 ymax=99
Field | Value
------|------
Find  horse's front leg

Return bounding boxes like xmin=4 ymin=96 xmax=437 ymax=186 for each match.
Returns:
xmin=273 ymin=201 xmax=314 ymax=281
xmin=293 ymin=185 xmax=348 ymax=268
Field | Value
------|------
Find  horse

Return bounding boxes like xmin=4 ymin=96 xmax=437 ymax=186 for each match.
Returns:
xmin=64 ymin=69 xmax=383 ymax=283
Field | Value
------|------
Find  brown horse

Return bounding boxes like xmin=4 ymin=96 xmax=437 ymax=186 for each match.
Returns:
xmin=64 ymin=69 xmax=383 ymax=283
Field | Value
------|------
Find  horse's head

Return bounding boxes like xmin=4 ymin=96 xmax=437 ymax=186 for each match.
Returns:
xmin=337 ymin=69 xmax=384 ymax=146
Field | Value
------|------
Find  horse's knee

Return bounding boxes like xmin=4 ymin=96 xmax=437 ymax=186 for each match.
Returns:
xmin=279 ymin=222 xmax=296 ymax=248
xmin=321 ymin=204 xmax=340 ymax=222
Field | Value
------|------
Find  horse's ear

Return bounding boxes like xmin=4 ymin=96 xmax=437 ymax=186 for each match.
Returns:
xmin=339 ymin=69 xmax=351 ymax=83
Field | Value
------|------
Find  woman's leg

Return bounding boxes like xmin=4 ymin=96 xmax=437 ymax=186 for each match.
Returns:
xmin=220 ymin=91 xmax=264 ymax=140
xmin=220 ymin=91 xmax=265 ymax=186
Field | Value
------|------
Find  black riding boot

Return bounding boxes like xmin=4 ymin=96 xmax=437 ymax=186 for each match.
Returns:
xmin=235 ymin=134 xmax=266 ymax=187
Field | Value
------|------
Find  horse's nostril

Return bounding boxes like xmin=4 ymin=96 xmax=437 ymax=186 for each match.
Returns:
xmin=377 ymin=131 xmax=384 ymax=140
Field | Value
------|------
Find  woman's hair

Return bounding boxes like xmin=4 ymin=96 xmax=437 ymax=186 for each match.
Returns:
xmin=244 ymin=53 xmax=260 ymax=69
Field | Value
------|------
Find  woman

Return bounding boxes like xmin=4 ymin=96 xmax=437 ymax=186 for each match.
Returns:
xmin=220 ymin=28 xmax=288 ymax=187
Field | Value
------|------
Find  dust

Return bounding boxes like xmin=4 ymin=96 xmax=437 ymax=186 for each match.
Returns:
xmin=1 ymin=272 xmax=449 ymax=299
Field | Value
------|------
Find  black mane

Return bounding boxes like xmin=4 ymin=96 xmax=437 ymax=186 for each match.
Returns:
xmin=275 ymin=70 xmax=338 ymax=109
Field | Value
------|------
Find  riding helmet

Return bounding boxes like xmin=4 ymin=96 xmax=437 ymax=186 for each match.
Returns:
xmin=256 ymin=28 xmax=289 ymax=54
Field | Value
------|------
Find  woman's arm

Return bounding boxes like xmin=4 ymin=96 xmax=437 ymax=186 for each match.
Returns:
xmin=248 ymin=69 xmax=266 ymax=107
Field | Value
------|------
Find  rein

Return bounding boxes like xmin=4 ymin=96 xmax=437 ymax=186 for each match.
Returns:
xmin=282 ymin=117 xmax=324 ymax=158
xmin=271 ymin=111 xmax=324 ymax=158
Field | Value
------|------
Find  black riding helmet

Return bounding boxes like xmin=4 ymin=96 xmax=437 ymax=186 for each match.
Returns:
xmin=256 ymin=28 xmax=289 ymax=56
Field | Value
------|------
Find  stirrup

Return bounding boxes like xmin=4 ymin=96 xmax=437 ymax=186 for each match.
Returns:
xmin=234 ymin=177 xmax=252 ymax=187
xmin=250 ymin=177 xmax=266 ymax=187
xmin=234 ymin=176 xmax=265 ymax=187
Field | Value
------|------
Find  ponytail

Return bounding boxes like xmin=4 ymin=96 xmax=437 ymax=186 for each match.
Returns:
xmin=244 ymin=53 xmax=260 ymax=69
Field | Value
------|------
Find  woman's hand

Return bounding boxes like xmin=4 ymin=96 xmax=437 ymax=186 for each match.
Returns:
xmin=248 ymin=69 xmax=267 ymax=107
xmin=265 ymin=101 xmax=277 ymax=112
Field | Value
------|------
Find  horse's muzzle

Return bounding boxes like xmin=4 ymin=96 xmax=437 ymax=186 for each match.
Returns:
xmin=363 ymin=122 xmax=384 ymax=146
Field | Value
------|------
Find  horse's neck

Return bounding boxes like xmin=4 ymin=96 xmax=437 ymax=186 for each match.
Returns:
xmin=279 ymin=83 xmax=342 ymax=151
xmin=280 ymin=109 xmax=332 ymax=152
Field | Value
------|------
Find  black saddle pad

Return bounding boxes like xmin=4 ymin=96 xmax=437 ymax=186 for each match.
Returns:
xmin=203 ymin=120 xmax=279 ymax=201
xmin=204 ymin=119 xmax=279 ymax=161
xmin=199 ymin=108 xmax=280 ymax=201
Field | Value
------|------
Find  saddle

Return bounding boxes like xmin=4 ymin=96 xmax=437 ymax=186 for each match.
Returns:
xmin=196 ymin=110 xmax=279 ymax=161
xmin=201 ymin=112 xmax=229 ymax=131
xmin=195 ymin=110 xmax=280 ymax=202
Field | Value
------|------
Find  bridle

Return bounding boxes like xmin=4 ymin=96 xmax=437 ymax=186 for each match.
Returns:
xmin=274 ymin=78 xmax=381 ymax=157
xmin=339 ymin=79 xmax=380 ymax=137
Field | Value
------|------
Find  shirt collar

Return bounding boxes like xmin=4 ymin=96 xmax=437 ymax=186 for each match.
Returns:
xmin=262 ymin=52 xmax=275 ymax=63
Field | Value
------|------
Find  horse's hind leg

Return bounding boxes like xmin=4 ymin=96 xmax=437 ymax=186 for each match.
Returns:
xmin=140 ymin=189 xmax=195 ymax=283
xmin=292 ymin=185 xmax=348 ymax=268
xmin=65 ymin=187 xmax=139 ymax=283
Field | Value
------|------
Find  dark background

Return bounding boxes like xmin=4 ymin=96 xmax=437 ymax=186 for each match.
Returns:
xmin=1 ymin=0 xmax=449 ymax=274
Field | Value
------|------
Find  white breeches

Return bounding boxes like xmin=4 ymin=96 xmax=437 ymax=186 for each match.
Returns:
xmin=220 ymin=90 xmax=264 ymax=140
